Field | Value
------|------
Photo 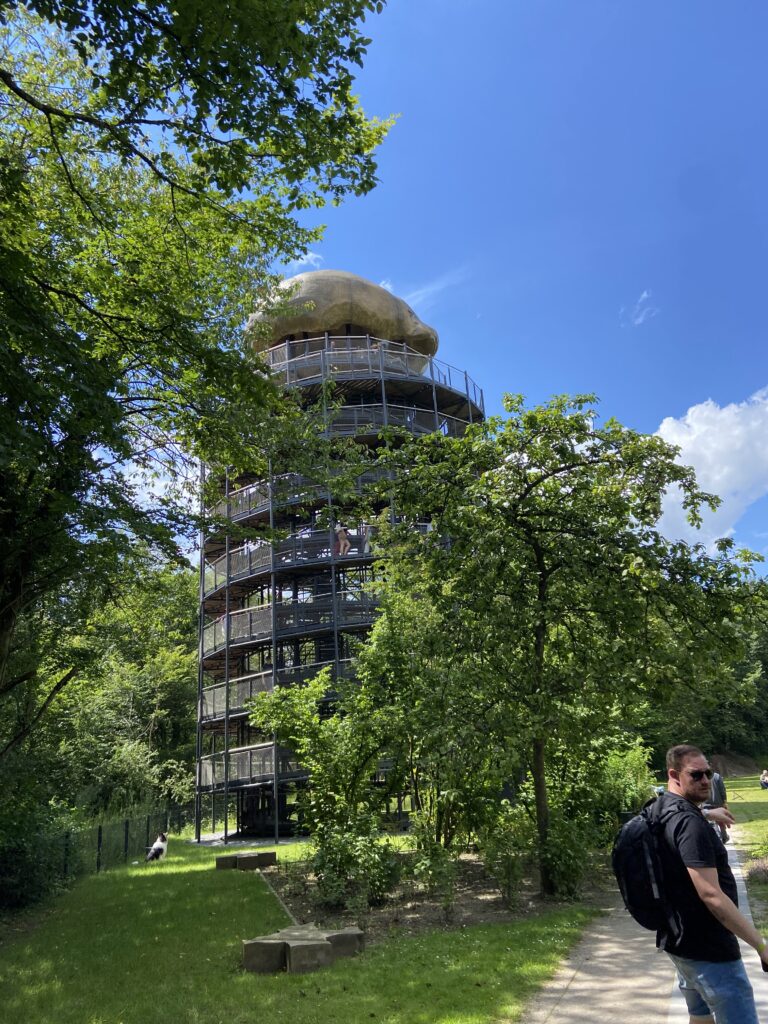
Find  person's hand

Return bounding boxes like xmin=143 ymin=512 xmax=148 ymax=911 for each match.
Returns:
xmin=705 ymin=806 xmax=735 ymax=827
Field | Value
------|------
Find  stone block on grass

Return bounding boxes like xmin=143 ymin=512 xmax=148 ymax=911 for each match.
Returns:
xmin=285 ymin=938 xmax=334 ymax=974
xmin=242 ymin=922 xmax=365 ymax=974
xmin=322 ymin=926 xmax=365 ymax=958
xmin=235 ymin=853 xmax=263 ymax=871
xmin=215 ymin=854 xmax=239 ymax=870
xmin=242 ymin=936 xmax=287 ymax=973
xmin=275 ymin=924 xmax=325 ymax=940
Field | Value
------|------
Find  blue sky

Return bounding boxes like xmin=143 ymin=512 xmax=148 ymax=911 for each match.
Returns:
xmin=281 ymin=1 xmax=768 ymax=561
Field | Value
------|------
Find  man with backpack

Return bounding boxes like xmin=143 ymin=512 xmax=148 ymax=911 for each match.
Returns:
xmin=634 ymin=745 xmax=767 ymax=1023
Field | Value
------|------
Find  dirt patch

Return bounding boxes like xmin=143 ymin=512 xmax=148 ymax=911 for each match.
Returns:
xmin=262 ymin=851 xmax=617 ymax=945
xmin=712 ymin=752 xmax=760 ymax=777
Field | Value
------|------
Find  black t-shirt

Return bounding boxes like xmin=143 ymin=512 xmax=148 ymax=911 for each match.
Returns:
xmin=656 ymin=792 xmax=740 ymax=961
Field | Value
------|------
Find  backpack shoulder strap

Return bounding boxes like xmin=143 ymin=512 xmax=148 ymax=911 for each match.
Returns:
xmin=640 ymin=795 xmax=687 ymax=947
xmin=646 ymin=794 xmax=692 ymax=830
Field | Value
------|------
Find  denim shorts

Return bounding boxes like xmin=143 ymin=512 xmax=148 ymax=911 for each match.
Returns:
xmin=667 ymin=953 xmax=758 ymax=1024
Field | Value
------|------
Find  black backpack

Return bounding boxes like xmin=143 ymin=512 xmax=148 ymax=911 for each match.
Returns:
xmin=611 ymin=797 xmax=683 ymax=943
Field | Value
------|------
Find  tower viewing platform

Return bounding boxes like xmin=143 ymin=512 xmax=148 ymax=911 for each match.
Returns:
xmin=196 ymin=270 xmax=484 ymax=839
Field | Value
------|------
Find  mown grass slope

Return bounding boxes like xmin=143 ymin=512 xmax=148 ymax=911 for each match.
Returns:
xmin=0 ymin=840 xmax=596 ymax=1024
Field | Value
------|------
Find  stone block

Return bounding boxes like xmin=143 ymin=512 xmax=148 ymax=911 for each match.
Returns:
xmin=241 ymin=921 xmax=365 ymax=974
xmin=215 ymin=854 xmax=239 ymax=870
xmin=276 ymin=924 xmax=325 ymax=940
xmin=236 ymin=854 xmax=263 ymax=871
xmin=256 ymin=851 xmax=277 ymax=867
xmin=285 ymin=938 xmax=334 ymax=974
xmin=242 ymin=936 xmax=287 ymax=973
xmin=323 ymin=927 xmax=365 ymax=958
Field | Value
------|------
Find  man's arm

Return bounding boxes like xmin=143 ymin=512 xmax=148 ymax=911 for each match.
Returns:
xmin=702 ymin=806 xmax=735 ymax=827
xmin=687 ymin=866 xmax=768 ymax=964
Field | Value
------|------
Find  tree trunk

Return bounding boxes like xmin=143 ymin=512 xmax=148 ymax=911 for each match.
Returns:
xmin=0 ymin=586 xmax=23 ymax=693
xmin=532 ymin=735 xmax=553 ymax=895
xmin=530 ymin=546 xmax=553 ymax=893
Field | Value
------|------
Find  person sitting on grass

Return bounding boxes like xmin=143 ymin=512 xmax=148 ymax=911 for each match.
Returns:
xmin=760 ymin=769 xmax=768 ymax=790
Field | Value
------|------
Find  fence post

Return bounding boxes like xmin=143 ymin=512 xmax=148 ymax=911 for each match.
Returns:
xmin=96 ymin=825 xmax=103 ymax=874
xmin=124 ymin=819 xmax=129 ymax=863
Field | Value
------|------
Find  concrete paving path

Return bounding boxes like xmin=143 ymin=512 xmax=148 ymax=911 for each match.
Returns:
xmin=524 ymin=831 xmax=768 ymax=1023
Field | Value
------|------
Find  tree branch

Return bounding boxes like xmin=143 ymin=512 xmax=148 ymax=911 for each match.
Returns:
xmin=0 ymin=64 xmax=253 ymax=226
xmin=0 ymin=666 xmax=77 ymax=761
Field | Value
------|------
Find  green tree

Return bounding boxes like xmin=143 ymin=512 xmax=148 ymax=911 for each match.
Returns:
xmin=353 ymin=572 xmax=521 ymax=849
xmin=250 ymin=669 xmax=401 ymax=909
xmin=368 ymin=394 xmax=759 ymax=894
xmin=47 ymin=559 xmax=200 ymax=813
xmin=0 ymin=556 xmax=199 ymax=906
xmin=0 ymin=7 xmax=389 ymax=752
xmin=637 ymin=599 xmax=768 ymax=763
xmin=0 ymin=1 xmax=389 ymax=198
xmin=250 ymin=669 xmax=390 ymax=833
xmin=5 ymin=557 xmax=199 ymax=815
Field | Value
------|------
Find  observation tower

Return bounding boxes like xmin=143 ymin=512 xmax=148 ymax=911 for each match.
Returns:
xmin=196 ymin=270 xmax=484 ymax=840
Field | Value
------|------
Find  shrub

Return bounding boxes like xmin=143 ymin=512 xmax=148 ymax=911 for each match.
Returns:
xmin=599 ymin=744 xmax=656 ymax=813
xmin=409 ymin=813 xmax=459 ymax=920
xmin=553 ymin=741 xmax=656 ymax=848
xmin=539 ymin=812 xmax=590 ymax=900
xmin=311 ymin=813 xmax=400 ymax=911
xmin=0 ymin=813 xmax=83 ymax=910
xmin=745 ymin=858 xmax=768 ymax=885
xmin=586 ymin=744 xmax=657 ymax=846
xmin=479 ymin=800 xmax=536 ymax=908
xmin=412 ymin=838 xmax=458 ymax=893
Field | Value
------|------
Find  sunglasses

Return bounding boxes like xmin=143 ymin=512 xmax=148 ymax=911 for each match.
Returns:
xmin=685 ymin=768 xmax=713 ymax=781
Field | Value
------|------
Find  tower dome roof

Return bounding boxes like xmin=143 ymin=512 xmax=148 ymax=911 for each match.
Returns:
xmin=251 ymin=269 xmax=438 ymax=356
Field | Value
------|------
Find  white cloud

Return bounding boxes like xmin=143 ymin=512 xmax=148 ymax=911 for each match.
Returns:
xmin=633 ymin=304 xmax=658 ymax=326
xmin=282 ymin=251 xmax=323 ymax=273
xmin=621 ymin=288 xmax=660 ymax=328
xmin=404 ymin=267 xmax=468 ymax=313
xmin=379 ymin=278 xmax=394 ymax=293
xmin=656 ymin=388 xmax=768 ymax=548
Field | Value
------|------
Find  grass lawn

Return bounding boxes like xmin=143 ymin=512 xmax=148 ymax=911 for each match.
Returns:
xmin=0 ymin=840 xmax=597 ymax=1024
xmin=727 ymin=774 xmax=768 ymax=932
xmin=723 ymin=774 xmax=768 ymax=848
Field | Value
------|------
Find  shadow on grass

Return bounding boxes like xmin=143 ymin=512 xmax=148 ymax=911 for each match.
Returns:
xmin=0 ymin=839 xmax=596 ymax=1024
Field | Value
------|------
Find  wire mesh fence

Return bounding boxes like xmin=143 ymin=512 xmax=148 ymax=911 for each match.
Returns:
xmin=1 ymin=802 xmax=206 ymax=910
xmin=57 ymin=801 xmax=197 ymax=880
